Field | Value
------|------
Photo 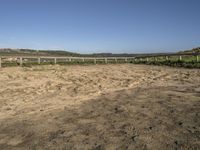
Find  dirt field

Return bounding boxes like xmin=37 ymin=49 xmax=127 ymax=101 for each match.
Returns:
xmin=0 ymin=64 xmax=199 ymax=150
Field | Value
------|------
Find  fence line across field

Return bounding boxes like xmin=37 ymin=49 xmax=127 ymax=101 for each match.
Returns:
xmin=0 ymin=56 xmax=136 ymax=67
xmin=0 ymin=53 xmax=199 ymax=67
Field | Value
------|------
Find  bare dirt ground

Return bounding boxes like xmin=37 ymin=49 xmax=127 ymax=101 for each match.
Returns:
xmin=0 ymin=64 xmax=199 ymax=150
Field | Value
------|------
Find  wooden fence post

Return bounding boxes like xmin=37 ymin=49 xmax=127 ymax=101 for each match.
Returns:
xmin=197 ymin=55 xmax=199 ymax=62
xmin=146 ymin=58 xmax=149 ymax=62
xmin=54 ymin=58 xmax=57 ymax=64
xmin=94 ymin=58 xmax=96 ymax=64
xmin=0 ymin=57 xmax=1 ymax=68
xmin=20 ymin=57 xmax=23 ymax=67
xmin=166 ymin=56 xmax=169 ymax=61
xmin=125 ymin=58 xmax=128 ymax=63
xmin=179 ymin=56 xmax=182 ymax=61
xmin=115 ymin=58 xmax=117 ymax=63
xmin=105 ymin=58 xmax=108 ymax=64
xmin=38 ymin=57 xmax=41 ymax=64
xmin=82 ymin=58 xmax=85 ymax=62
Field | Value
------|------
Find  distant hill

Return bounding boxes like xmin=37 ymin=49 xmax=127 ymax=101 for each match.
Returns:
xmin=0 ymin=48 xmax=172 ymax=57
xmin=178 ymin=47 xmax=200 ymax=54
xmin=83 ymin=52 xmax=175 ymax=57
xmin=0 ymin=47 xmax=199 ymax=57
xmin=0 ymin=48 xmax=80 ymax=57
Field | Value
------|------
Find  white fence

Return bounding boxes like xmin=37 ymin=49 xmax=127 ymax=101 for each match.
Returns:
xmin=0 ymin=56 xmax=135 ymax=67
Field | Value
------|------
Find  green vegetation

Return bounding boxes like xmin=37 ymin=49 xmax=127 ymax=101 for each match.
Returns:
xmin=0 ymin=48 xmax=80 ymax=57
xmin=179 ymin=47 xmax=200 ymax=54
xmin=1 ymin=62 xmax=19 ymax=67
xmin=131 ymin=56 xmax=200 ymax=68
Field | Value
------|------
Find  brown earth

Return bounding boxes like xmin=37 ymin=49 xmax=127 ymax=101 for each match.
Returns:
xmin=0 ymin=64 xmax=199 ymax=150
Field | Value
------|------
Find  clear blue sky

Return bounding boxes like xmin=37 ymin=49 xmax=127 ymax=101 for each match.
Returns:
xmin=0 ymin=0 xmax=200 ymax=53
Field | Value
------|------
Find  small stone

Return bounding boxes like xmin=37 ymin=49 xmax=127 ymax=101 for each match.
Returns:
xmin=178 ymin=122 xmax=183 ymax=126
xmin=174 ymin=141 xmax=178 ymax=145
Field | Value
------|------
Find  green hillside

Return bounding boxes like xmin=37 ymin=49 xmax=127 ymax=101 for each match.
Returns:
xmin=179 ymin=47 xmax=200 ymax=54
xmin=0 ymin=48 xmax=80 ymax=57
xmin=0 ymin=47 xmax=199 ymax=57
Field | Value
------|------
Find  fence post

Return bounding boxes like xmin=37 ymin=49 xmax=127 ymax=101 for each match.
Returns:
xmin=125 ymin=58 xmax=128 ymax=63
xmin=38 ymin=57 xmax=41 ymax=64
xmin=94 ymin=58 xmax=96 ymax=64
xmin=0 ymin=57 xmax=1 ymax=68
xmin=105 ymin=58 xmax=108 ymax=64
xmin=115 ymin=58 xmax=117 ymax=63
xmin=54 ymin=58 xmax=57 ymax=64
xmin=166 ymin=56 xmax=169 ymax=61
xmin=82 ymin=58 xmax=85 ymax=62
xmin=146 ymin=58 xmax=149 ymax=62
xmin=197 ymin=55 xmax=199 ymax=62
xmin=20 ymin=57 xmax=23 ymax=67
xmin=179 ymin=56 xmax=182 ymax=61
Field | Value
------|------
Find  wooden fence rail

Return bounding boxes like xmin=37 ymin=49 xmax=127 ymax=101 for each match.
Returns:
xmin=0 ymin=56 xmax=136 ymax=67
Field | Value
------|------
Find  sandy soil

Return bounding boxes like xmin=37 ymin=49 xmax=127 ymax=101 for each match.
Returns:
xmin=0 ymin=64 xmax=199 ymax=150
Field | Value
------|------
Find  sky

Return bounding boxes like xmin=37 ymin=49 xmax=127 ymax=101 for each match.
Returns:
xmin=0 ymin=0 xmax=200 ymax=53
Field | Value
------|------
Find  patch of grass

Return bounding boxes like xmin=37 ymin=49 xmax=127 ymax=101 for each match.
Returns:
xmin=131 ymin=60 xmax=200 ymax=68
xmin=1 ymin=62 xmax=19 ymax=67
